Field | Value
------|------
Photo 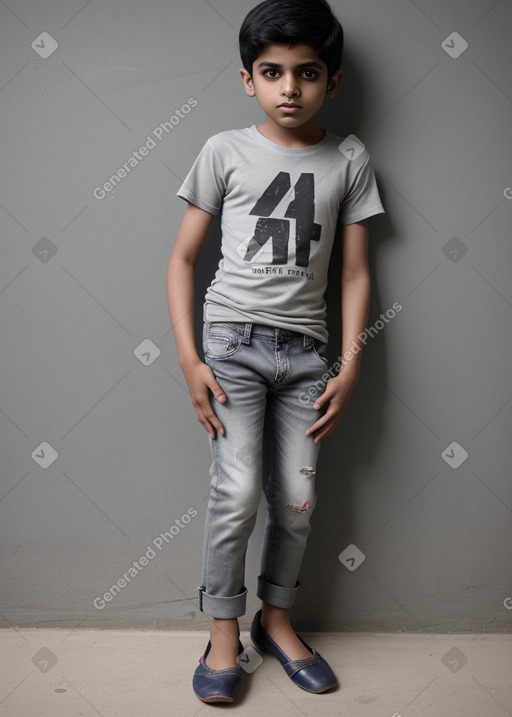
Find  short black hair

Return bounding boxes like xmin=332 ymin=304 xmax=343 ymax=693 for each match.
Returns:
xmin=239 ymin=0 xmax=344 ymax=79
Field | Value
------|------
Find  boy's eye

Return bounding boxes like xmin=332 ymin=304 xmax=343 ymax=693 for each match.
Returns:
xmin=261 ymin=68 xmax=319 ymax=79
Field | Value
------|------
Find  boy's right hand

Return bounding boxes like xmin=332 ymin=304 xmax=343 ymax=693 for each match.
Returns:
xmin=181 ymin=359 xmax=226 ymax=439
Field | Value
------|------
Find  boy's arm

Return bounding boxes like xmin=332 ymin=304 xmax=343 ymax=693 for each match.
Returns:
xmin=305 ymin=219 xmax=370 ymax=444
xmin=166 ymin=202 xmax=227 ymax=439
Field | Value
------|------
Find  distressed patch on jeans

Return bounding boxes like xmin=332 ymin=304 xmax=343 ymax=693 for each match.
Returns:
xmin=299 ymin=466 xmax=316 ymax=478
xmin=287 ymin=501 xmax=311 ymax=513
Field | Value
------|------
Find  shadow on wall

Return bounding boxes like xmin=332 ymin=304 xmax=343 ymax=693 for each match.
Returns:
xmin=191 ymin=47 xmax=396 ymax=630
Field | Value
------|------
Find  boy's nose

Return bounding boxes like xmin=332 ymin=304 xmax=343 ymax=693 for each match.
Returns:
xmin=281 ymin=86 xmax=300 ymax=99
xmin=280 ymin=75 xmax=300 ymax=98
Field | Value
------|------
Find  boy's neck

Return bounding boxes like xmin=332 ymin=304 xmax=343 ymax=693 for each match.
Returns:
xmin=256 ymin=116 xmax=326 ymax=148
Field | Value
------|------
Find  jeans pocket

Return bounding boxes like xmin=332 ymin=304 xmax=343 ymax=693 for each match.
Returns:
xmin=311 ymin=339 xmax=328 ymax=365
xmin=204 ymin=323 xmax=242 ymax=359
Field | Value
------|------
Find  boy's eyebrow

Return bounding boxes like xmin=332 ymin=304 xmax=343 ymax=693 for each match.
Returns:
xmin=257 ymin=61 xmax=324 ymax=70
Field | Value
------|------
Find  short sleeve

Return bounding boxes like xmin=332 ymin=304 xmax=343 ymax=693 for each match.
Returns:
xmin=177 ymin=139 xmax=225 ymax=216
xmin=339 ymin=152 xmax=385 ymax=225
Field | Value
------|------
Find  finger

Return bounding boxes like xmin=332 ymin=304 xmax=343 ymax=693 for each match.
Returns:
xmin=200 ymin=403 xmax=225 ymax=438
xmin=310 ymin=413 xmax=337 ymax=443
xmin=305 ymin=411 xmax=330 ymax=437
xmin=208 ymin=413 xmax=225 ymax=437
xmin=307 ymin=400 xmax=343 ymax=436
xmin=312 ymin=423 xmax=335 ymax=444
xmin=198 ymin=412 xmax=221 ymax=440
xmin=204 ymin=421 xmax=217 ymax=440
xmin=313 ymin=394 xmax=329 ymax=410
xmin=195 ymin=409 xmax=216 ymax=439
xmin=213 ymin=387 xmax=227 ymax=404
xmin=312 ymin=385 xmax=336 ymax=410
xmin=206 ymin=373 xmax=227 ymax=404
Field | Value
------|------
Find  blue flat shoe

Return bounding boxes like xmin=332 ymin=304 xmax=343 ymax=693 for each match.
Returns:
xmin=250 ymin=609 xmax=337 ymax=693
xmin=192 ymin=639 xmax=244 ymax=703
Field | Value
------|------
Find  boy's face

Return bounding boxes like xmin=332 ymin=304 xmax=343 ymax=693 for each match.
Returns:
xmin=240 ymin=43 xmax=342 ymax=132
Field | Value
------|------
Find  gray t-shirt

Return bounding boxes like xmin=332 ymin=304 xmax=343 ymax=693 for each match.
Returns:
xmin=177 ymin=125 xmax=384 ymax=343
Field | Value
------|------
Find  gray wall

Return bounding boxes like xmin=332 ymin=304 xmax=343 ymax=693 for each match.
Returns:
xmin=1 ymin=0 xmax=511 ymax=634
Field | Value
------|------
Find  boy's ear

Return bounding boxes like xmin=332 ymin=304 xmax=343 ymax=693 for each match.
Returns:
xmin=240 ymin=68 xmax=255 ymax=97
xmin=326 ymin=69 xmax=343 ymax=99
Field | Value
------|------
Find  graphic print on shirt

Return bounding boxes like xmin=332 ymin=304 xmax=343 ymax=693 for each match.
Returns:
xmin=243 ymin=172 xmax=321 ymax=268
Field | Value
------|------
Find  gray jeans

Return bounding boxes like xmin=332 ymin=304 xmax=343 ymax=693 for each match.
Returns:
xmin=199 ymin=321 xmax=329 ymax=619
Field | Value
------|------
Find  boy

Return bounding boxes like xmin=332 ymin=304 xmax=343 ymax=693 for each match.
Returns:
xmin=166 ymin=0 xmax=384 ymax=703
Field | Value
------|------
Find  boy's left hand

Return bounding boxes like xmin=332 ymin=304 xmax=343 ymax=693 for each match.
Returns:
xmin=305 ymin=371 xmax=359 ymax=444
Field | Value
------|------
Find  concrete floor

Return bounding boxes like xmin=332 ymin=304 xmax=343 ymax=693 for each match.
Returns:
xmin=0 ymin=629 xmax=511 ymax=716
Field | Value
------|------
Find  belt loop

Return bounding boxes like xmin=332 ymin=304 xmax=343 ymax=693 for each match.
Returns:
xmin=303 ymin=333 xmax=313 ymax=349
xmin=242 ymin=323 xmax=252 ymax=345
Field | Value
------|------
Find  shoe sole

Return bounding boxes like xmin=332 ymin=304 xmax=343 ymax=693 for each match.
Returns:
xmin=297 ymin=681 xmax=338 ymax=694
xmin=194 ymin=692 xmax=234 ymax=703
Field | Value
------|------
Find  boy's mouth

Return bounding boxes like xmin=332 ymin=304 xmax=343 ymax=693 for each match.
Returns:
xmin=278 ymin=103 xmax=302 ymax=113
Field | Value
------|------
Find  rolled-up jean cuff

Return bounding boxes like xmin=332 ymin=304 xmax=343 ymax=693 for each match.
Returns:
xmin=257 ymin=575 xmax=300 ymax=608
xmin=198 ymin=585 xmax=247 ymax=618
